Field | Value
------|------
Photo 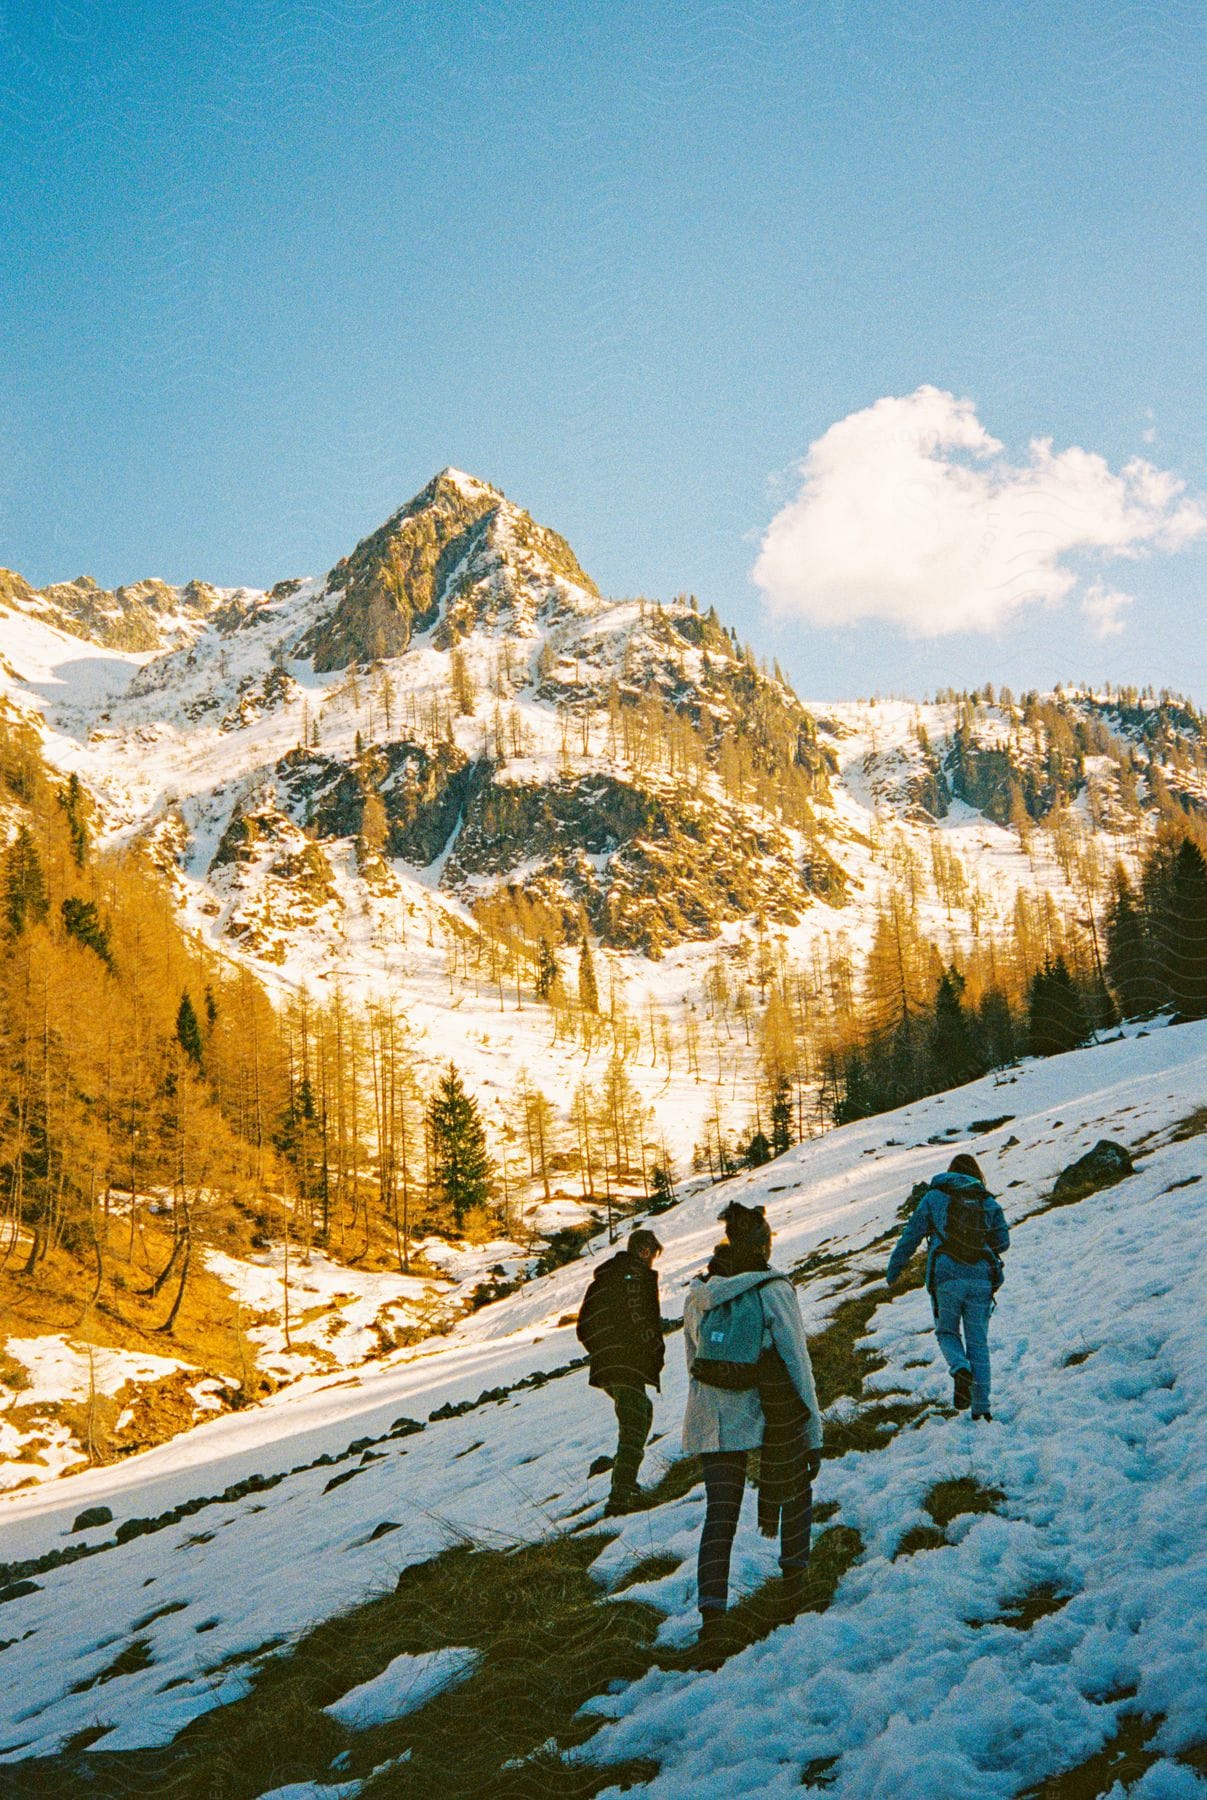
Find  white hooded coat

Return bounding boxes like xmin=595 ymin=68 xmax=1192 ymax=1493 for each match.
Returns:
xmin=681 ymin=1267 xmax=824 ymax=1454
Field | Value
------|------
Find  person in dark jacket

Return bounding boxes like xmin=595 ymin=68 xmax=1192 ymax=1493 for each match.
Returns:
xmin=576 ymin=1228 xmax=664 ymax=1513
xmin=886 ymin=1152 xmax=1010 ymax=1421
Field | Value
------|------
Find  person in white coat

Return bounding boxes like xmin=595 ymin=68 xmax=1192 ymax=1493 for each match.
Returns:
xmin=683 ymin=1201 xmax=823 ymax=1655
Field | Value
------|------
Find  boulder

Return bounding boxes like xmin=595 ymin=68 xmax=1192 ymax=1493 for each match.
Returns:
xmin=1050 ymin=1139 xmax=1134 ymax=1207
xmin=70 ymin=1505 xmax=113 ymax=1534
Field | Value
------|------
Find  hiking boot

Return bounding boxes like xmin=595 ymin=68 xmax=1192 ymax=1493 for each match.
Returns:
xmin=953 ymin=1368 xmax=973 ymax=1410
xmin=774 ymin=1569 xmax=811 ymax=1619
xmin=972 ymin=1410 xmax=993 ymax=1423
xmin=691 ymin=1610 xmax=739 ymax=1669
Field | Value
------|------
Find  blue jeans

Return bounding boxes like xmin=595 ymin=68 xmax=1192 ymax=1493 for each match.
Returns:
xmin=698 ymin=1451 xmax=813 ymax=1612
xmin=933 ymin=1265 xmax=994 ymax=1415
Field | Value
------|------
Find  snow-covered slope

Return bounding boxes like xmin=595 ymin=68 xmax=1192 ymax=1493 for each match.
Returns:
xmin=2 ymin=1022 xmax=1204 ymax=1795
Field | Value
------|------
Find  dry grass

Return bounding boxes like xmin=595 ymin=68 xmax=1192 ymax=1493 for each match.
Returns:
xmin=1017 ymin=1710 xmax=1161 ymax=1798
xmin=5 ymin=1531 xmax=667 ymax=1800
xmin=608 ymin=1553 xmax=682 ymax=1594
xmin=894 ymin=1476 xmax=1005 ymax=1560
xmin=923 ymin=1476 xmax=1005 ymax=1528
xmin=0 ymin=1216 xmax=264 ymax=1480
xmin=982 ymin=1584 xmax=1071 ymax=1630
xmin=0 ymin=1216 xmax=256 ymax=1387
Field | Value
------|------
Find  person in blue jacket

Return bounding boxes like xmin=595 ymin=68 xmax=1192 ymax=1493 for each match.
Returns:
xmin=885 ymin=1153 xmax=1009 ymax=1421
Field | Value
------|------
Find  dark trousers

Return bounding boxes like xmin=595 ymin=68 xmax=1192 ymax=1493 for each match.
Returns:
xmin=698 ymin=1450 xmax=813 ymax=1612
xmin=604 ymin=1383 xmax=654 ymax=1497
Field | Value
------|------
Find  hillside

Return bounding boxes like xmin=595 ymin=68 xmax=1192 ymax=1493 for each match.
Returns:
xmin=0 ymin=1022 xmax=1203 ymax=1796
xmin=3 ymin=472 xmax=1207 ymax=1488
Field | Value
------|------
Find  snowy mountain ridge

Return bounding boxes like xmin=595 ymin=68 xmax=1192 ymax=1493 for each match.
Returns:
xmin=4 ymin=472 xmax=1198 ymax=975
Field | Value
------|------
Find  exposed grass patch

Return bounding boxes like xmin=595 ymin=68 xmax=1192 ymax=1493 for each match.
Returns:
xmin=789 ymin=1244 xmax=854 ymax=1283
xmin=1019 ymin=1710 xmax=1161 ymax=1798
xmin=1019 ymin=1718 xmax=1205 ymax=1796
xmin=131 ymin=1600 xmax=188 ymax=1632
xmin=893 ymin=1524 xmax=947 ymax=1560
xmin=198 ymin=1634 xmax=287 ymax=1678
xmin=801 ymin=1752 xmax=840 ymax=1788
xmin=802 ymin=1287 xmax=888 ymax=1410
xmin=608 ymin=1554 xmax=682 ymax=1595
xmin=894 ymin=1477 xmax=1005 ymax=1560
xmin=923 ymin=1477 xmax=1005 ymax=1529
xmin=980 ymin=1583 xmax=1071 ymax=1630
xmin=60 ymin=1724 xmax=113 ymax=1756
xmin=1168 ymin=1106 xmax=1207 ymax=1142
xmin=69 ymin=1636 xmax=154 ymax=1694
xmin=490 ymin=1747 xmax=661 ymax=1797
xmin=10 ymin=1532 xmax=667 ymax=1800
xmin=827 ymin=1398 xmax=930 ymax=1457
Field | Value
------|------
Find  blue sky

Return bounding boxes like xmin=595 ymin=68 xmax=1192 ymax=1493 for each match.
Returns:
xmin=2 ymin=0 xmax=1204 ymax=700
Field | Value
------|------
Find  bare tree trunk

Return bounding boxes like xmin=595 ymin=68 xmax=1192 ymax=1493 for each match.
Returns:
xmin=159 ymin=1222 xmax=192 ymax=1334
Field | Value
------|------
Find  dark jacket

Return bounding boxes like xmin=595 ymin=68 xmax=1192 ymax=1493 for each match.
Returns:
xmin=576 ymin=1250 xmax=664 ymax=1391
xmin=886 ymin=1172 xmax=1010 ymax=1295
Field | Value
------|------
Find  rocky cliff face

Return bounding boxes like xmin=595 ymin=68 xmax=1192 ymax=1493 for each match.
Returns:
xmin=0 ymin=567 xmax=226 ymax=652
xmin=306 ymin=469 xmax=599 ymax=671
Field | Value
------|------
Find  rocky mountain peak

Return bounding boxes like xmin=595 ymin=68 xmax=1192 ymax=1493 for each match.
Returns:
xmin=307 ymin=471 xmax=599 ymax=672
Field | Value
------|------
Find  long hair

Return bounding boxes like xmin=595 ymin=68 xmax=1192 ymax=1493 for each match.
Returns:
xmin=947 ymin=1152 xmax=986 ymax=1184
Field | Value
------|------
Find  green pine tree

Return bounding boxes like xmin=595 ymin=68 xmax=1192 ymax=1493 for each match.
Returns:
xmin=58 ymin=772 xmax=89 ymax=868
xmin=4 ymin=827 xmax=49 ymax=938
xmin=1104 ymin=868 xmax=1156 ymax=1018
xmin=649 ymin=1159 xmax=676 ymax=1211
xmin=926 ymin=967 xmax=982 ymax=1089
xmin=769 ymin=1075 xmax=793 ymax=1158
xmin=535 ymin=938 xmax=560 ymax=1002
xmin=176 ymin=992 xmax=204 ymax=1066
xmin=578 ymin=935 xmax=599 ymax=1014
xmin=1164 ymin=837 xmax=1207 ymax=1018
xmin=1027 ymin=956 xmax=1087 ymax=1057
xmin=834 ymin=1050 xmax=874 ymax=1124
xmin=745 ymin=1128 xmax=772 ymax=1168
xmin=275 ymin=1075 xmax=319 ymax=1204
xmin=62 ymin=897 xmax=113 ymax=969
xmin=427 ymin=1063 xmax=493 ymax=1228
xmin=975 ymin=989 xmax=1018 ymax=1069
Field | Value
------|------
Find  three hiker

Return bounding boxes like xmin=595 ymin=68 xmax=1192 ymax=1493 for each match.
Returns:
xmin=577 ymin=1152 xmax=1008 ymax=1660
xmin=682 ymin=1202 xmax=822 ymax=1657
xmin=576 ymin=1227 xmax=665 ymax=1513
xmin=885 ymin=1153 xmax=1009 ymax=1420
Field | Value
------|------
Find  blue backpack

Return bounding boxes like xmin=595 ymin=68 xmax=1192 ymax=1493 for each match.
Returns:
xmin=691 ymin=1276 xmax=789 ymax=1390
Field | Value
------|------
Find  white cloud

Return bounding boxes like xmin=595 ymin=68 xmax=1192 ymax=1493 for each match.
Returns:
xmin=753 ymin=386 xmax=1206 ymax=636
xmin=1081 ymin=583 xmax=1133 ymax=638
